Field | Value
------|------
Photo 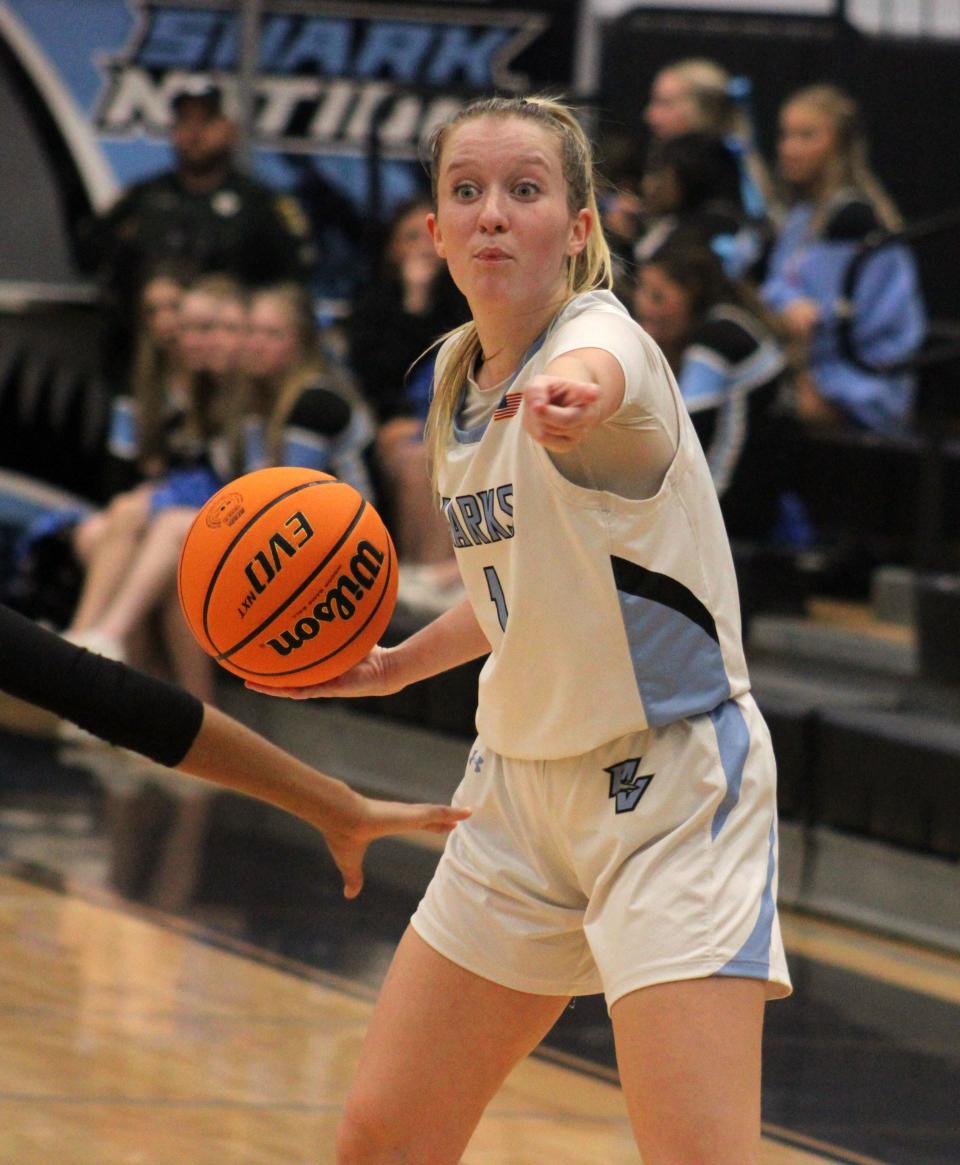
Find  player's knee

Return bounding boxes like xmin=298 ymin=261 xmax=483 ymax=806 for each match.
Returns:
xmin=334 ymin=1114 xmax=373 ymax=1165
xmin=106 ymin=490 xmax=149 ymax=531
xmin=72 ymin=514 xmax=106 ymax=563
xmin=152 ymin=506 xmax=194 ymax=542
xmin=335 ymin=1102 xmax=406 ymax=1165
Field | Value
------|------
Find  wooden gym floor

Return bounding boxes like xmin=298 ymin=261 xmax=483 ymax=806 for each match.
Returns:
xmin=0 ymin=723 xmax=958 ymax=1163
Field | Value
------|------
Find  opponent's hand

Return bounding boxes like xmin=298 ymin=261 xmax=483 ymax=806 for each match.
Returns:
xmin=523 ymin=375 xmax=602 ymax=452
xmin=246 ymin=645 xmax=396 ymax=700
xmin=324 ymin=796 xmax=472 ymax=899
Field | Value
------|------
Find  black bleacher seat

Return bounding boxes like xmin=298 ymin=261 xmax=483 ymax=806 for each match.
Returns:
xmin=915 ymin=573 xmax=960 ymax=682
xmin=814 ymin=706 xmax=960 ymax=860
xmin=790 ymin=423 xmax=960 ymax=591
xmin=752 ymin=688 xmax=818 ymax=824
xmin=0 ymin=304 xmax=110 ymax=501
xmin=354 ymin=608 xmax=481 ymax=739
xmin=731 ymin=542 xmax=810 ymax=632
xmin=794 ymin=426 xmax=922 ymax=575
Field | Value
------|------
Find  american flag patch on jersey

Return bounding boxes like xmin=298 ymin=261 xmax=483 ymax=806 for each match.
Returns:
xmin=493 ymin=391 xmax=523 ymax=420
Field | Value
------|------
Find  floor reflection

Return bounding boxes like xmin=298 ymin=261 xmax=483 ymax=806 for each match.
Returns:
xmin=1 ymin=726 xmax=959 ymax=1165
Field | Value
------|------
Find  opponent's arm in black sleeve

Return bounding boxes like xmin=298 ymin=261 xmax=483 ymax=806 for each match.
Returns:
xmin=0 ymin=603 xmax=468 ymax=896
xmin=0 ymin=601 xmax=202 ymax=765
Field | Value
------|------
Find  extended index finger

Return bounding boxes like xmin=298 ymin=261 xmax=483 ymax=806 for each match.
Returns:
xmin=526 ymin=376 xmax=599 ymax=408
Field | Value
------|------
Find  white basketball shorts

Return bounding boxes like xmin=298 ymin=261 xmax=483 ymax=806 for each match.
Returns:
xmin=411 ymin=693 xmax=792 ymax=1009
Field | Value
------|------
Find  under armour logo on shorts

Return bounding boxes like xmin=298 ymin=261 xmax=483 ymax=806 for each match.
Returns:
xmin=605 ymin=758 xmax=654 ymax=814
xmin=469 ymin=748 xmax=485 ymax=774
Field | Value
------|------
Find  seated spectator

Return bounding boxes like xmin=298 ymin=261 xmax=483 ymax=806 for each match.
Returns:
xmin=348 ymin=197 xmax=468 ymax=426
xmin=347 ymin=198 xmax=468 ymax=614
xmin=241 ymin=282 xmax=375 ymax=497
xmin=636 ymin=132 xmax=770 ymax=278
xmin=644 ymin=57 xmax=773 ymax=224
xmin=761 ymin=84 xmax=926 ymax=435
xmin=101 ymin=261 xmax=194 ymax=497
xmin=62 ymin=274 xmax=248 ymax=703
xmin=633 ymin=240 xmax=794 ymax=541
xmin=2 ymin=266 xmax=192 ymax=628
xmin=596 ymin=139 xmax=646 ymax=303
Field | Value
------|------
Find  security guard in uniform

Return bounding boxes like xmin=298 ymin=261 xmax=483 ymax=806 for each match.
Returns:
xmin=79 ymin=80 xmax=316 ymax=377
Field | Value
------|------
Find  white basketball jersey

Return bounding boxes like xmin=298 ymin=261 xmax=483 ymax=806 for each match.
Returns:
xmin=437 ymin=291 xmax=751 ymax=760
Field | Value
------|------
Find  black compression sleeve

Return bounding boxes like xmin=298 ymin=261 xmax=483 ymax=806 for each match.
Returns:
xmin=0 ymin=603 xmax=204 ymax=767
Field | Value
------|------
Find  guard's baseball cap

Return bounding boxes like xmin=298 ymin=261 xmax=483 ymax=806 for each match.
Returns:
xmin=171 ymin=79 xmax=223 ymax=117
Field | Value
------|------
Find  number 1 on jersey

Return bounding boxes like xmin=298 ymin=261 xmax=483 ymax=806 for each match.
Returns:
xmin=483 ymin=565 xmax=509 ymax=631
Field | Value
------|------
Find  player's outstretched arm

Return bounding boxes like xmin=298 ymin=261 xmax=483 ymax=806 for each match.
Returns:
xmin=523 ymin=348 xmax=625 ymax=453
xmin=178 ymin=704 xmax=470 ymax=899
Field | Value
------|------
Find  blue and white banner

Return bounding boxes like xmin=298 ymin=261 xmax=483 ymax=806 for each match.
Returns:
xmin=0 ymin=0 xmax=580 ymax=295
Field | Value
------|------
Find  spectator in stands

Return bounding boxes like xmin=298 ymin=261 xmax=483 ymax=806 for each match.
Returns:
xmin=49 ymin=277 xmax=249 ymax=913
xmin=761 ymin=84 xmax=926 ymax=435
xmin=635 ymin=132 xmax=770 ymax=279
xmin=644 ymin=58 xmax=773 ymax=224
xmin=2 ymin=265 xmax=193 ymax=625
xmin=101 ymin=261 xmax=194 ymax=498
xmin=632 ymin=239 xmax=794 ymax=540
xmin=347 ymin=198 xmax=468 ymax=614
xmin=241 ymin=282 xmax=375 ymax=497
xmin=348 ymin=197 xmax=468 ymax=429
xmin=594 ymin=137 xmax=646 ymax=303
xmin=62 ymin=275 xmax=248 ymax=703
xmin=78 ymin=79 xmax=315 ymax=378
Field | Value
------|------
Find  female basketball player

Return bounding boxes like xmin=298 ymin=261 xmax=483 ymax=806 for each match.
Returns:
xmin=0 ymin=600 xmax=468 ymax=898
xmin=253 ymin=95 xmax=791 ymax=1164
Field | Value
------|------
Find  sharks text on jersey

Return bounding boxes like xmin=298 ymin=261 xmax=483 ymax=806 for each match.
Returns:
xmin=441 ymin=484 xmax=514 ymax=549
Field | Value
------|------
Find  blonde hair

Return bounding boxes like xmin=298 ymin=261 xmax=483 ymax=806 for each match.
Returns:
xmin=245 ymin=282 xmax=357 ymax=468
xmin=658 ymin=59 xmax=744 ymax=138
xmin=130 ymin=270 xmax=189 ymax=470
xmin=655 ymin=58 xmax=775 ymax=219
xmin=423 ymin=95 xmax=613 ymax=481
xmin=781 ymin=84 xmax=902 ymax=233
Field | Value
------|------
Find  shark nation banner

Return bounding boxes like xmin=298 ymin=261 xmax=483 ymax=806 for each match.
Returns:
xmin=93 ymin=1 xmax=578 ymax=160
xmin=1 ymin=0 xmax=580 ymax=294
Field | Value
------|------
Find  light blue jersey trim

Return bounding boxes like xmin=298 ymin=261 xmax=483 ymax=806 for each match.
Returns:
xmin=710 ymin=698 xmax=750 ymax=839
xmin=452 ymin=393 xmax=489 ymax=445
xmin=283 ymin=429 xmax=331 ymax=473
xmin=243 ymin=417 xmax=268 ymax=470
xmin=715 ymin=820 xmax=778 ymax=982
xmin=680 ymin=356 xmax=727 ymax=412
xmin=107 ymin=396 xmax=139 ymax=460
xmin=617 ymin=593 xmax=731 ymax=727
xmin=452 ymin=332 xmax=548 ymax=445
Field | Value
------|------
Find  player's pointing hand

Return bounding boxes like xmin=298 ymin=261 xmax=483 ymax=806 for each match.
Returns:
xmin=523 ymin=374 xmax=602 ymax=452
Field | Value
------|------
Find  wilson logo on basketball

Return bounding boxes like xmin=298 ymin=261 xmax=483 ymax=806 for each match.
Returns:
xmin=265 ymin=541 xmax=386 ymax=656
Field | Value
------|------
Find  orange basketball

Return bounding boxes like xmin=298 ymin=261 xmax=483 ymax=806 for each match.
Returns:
xmin=177 ymin=467 xmax=397 ymax=687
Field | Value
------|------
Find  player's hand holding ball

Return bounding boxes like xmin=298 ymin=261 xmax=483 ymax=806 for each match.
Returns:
xmin=247 ymin=642 xmax=399 ymax=700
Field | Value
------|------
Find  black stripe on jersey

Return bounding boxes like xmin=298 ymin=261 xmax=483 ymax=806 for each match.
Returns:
xmin=611 ymin=556 xmax=720 ymax=644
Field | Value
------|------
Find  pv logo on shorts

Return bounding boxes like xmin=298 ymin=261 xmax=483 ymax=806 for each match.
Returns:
xmin=605 ymin=758 xmax=654 ymax=814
